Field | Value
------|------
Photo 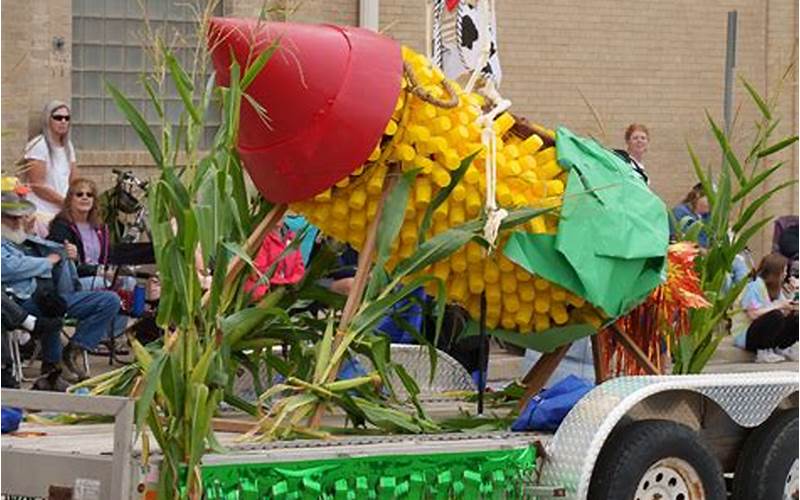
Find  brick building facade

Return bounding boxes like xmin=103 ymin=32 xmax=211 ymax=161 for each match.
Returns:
xmin=2 ymin=0 xmax=797 ymax=256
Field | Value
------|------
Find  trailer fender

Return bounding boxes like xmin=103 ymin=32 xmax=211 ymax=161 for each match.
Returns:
xmin=537 ymin=371 xmax=798 ymax=498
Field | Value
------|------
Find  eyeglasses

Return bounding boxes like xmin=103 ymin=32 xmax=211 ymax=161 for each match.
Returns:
xmin=74 ymin=191 xmax=94 ymax=198
xmin=51 ymin=115 xmax=71 ymax=122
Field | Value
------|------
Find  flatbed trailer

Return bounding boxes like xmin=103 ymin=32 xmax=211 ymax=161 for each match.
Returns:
xmin=2 ymin=371 xmax=797 ymax=499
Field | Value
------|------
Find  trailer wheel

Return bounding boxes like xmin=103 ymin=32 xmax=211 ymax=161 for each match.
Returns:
xmin=588 ymin=420 xmax=725 ymax=500
xmin=732 ymin=409 xmax=799 ymax=500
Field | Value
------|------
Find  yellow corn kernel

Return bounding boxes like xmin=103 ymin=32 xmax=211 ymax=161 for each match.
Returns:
xmin=500 ymin=272 xmax=517 ymax=293
xmin=516 ymin=299 xmax=534 ymax=320
xmin=451 ymin=250 xmax=467 ymax=272
xmin=537 ymin=160 xmax=561 ymax=181
xmin=332 ymin=199 xmax=348 ymax=219
xmin=432 ymin=202 xmax=448 ymax=223
xmin=501 ymin=316 xmax=517 ymax=331
xmin=485 ymin=285 xmax=501 ymax=304
xmin=465 ymin=187 xmax=483 ymax=216
xmin=400 ymin=224 xmax=417 ymax=244
xmin=566 ymin=293 xmax=586 ymax=308
xmin=484 ymin=259 xmax=500 ymax=284
xmin=534 ymin=295 xmax=550 ymax=314
xmin=348 ymin=188 xmax=367 ymax=210
xmin=415 ymin=177 xmax=432 ymax=207
xmin=432 ymin=166 xmax=451 ymax=188
xmin=516 ymin=268 xmax=532 ymax=282
xmin=314 ymin=188 xmax=332 ymax=202
xmin=433 ymin=261 xmax=450 ymax=282
xmin=429 ymin=136 xmax=449 ymax=153
xmin=437 ymin=150 xmax=461 ymax=170
xmin=452 ymin=184 xmax=467 ymax=201
xmin=450 ymin=276 xmax=468 ymax=302
xmin=415 ymin=154 xmax=434 ymax=173
xmin=529 ymin=216 xmax=547 ymax=234
xmin=534 ymin=313 xmax=551 ymax=332
xmin=551 ymin=302 xmax=569 ymax=325
xmin=545 ymin=179 xmax=564 ymax=196
xmin=551 ymin=287 xmax=567 ymax=302
xmin=449 ymin=204 xmax=465 ymax=226
xmin=518 ymin=282 xmax=535 ymax=302
xmin=503 ymin=293 xmax=520 ymax=313
xmin=498 ymin=255 xmax=515 ymax=273
xmin=534 ymin=147 xmax=556 ymax=165
xmin=349 ymin=211 xmax=366 ymax=231
xmin=520 ymin=155 xmax=537 ymax=171
xmin=335 ymin=176 xmax=350 ymax=188
xmin=313 ymin=203 xmax=330 ymax=220
xmin=432 ymin=116 xmax=452 ymax=133
xmin=464 ymin=167 xmax=481 ymax=185
xmin=468 ymin=271 xmax=485 ymax=294
xmin=449 ymin=125 xmax=470 ymax=142
xmin=366 ymin=199 xmax=378 ymax=218
xmin=395 ymin=143 xmax=416 ymax=162
xmin=366 ymin=164 xmax=387 ymax=194
xmin=504 ymin=144 xmax=520 ymax=159
xmin=407 ymin=124 xmax=430 ymax=143
xmin=466 ymin=242 xmax=483 ymax=263
xmin=492 ymin=112 xmax=515 ymax=136
xmin=533 ymin=277 xmax=550 ymax=291
xmin=519 ymin=134 xmax=544 ymax=155
xmin=384 ymin=119 xmax=398 ymax=136
xmin=368 ymin=145 xmax=382 ymax=161
xmin=497 ymin=182 xmax=514 ymax=206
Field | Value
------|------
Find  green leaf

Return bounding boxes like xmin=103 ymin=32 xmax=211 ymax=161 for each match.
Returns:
xmin=106 ymin=81 xmax=163 ymax=166
xmin=732 ymin=180 xmax=797 ymax=234
xmin=707 ymin=111 xmax=746 ymax=187
xmin=134 ymin=348 xmax=168 ymax=429
xmin=757 ymin=136 xmax=799 ymax=158
xmin=731 ymin=162 xmax=785 ymax=203
xmin=740 ymin=76 xmax=772 ymax=120
xmin=687 ymin=142 xmax=715 ymax=206
xmin=392 ymin=363 xmax=426 ymax=418
xmin=417 ymin=153 xmax=477 ymax=243
xmin=313 ymin=316 xmax=336 ymax=383
xmin=164 ymin=50 xmax=201 ymax=125
xmin=240 ymin=39 xmax=280 ymax=90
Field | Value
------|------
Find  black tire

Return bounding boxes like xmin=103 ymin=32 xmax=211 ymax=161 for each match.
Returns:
xmin=731 ymin=409 xmax=799 ymax=500
xmin=588 ymin=419 xmax=726 ymax=500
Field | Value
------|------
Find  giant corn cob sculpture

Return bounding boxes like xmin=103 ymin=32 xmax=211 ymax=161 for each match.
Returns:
xmin=209 ymin=19 xmax=664 ymax=335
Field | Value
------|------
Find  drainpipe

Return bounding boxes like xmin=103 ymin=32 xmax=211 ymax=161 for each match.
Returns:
xmin=359 ymin=0 xmax=379 ymax=31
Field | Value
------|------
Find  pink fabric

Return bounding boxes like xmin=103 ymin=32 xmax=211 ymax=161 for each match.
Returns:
xmin=244 ymin=229 xmax=305 ymax=301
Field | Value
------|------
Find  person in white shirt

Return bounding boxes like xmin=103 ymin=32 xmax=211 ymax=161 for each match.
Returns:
xmin=22 ymin=100 xmax=77 ymax=236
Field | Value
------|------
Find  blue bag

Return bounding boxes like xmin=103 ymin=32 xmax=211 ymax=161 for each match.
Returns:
xmin=511 ymin=375 xmax=593 ymax=432
xmin=1 ymin=407 xmax=23 ymax=434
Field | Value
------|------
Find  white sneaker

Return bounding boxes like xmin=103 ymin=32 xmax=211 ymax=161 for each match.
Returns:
xmin=775 ymin=344 xmax=799 ymax=362
xmin=756 ymin=349 xmax=786 ymax=363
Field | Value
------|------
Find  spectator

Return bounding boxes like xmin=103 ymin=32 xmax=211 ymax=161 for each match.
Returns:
xmin=1 ymin=190 xmax=120 ymax=382
xmin=778 ymin=223 xmax=798 ymax=260
xmin=731 ymin=253 xmax=798 ymax=363
xmin=613 ymin=123 xmax=650 ymax=184
xmin=47 ymin=178 xmax=111 ymax=290
xmin=22 ymin=100 xmax=77 ymax=237
xmin=670 ymin=183 xmax=710 ymax=247
xmin=244 ymin=224 xmax=306 ymax=302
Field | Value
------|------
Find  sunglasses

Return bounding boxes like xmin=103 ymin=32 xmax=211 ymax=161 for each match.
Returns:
xmin=51 ymin=114 xmax=71 ymax=122
xmin=74 ymin=191 xmax=94 ymax=198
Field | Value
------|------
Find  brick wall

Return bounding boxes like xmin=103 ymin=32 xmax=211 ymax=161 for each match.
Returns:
xmin=2 ymin=0 xmax=796 ymax=257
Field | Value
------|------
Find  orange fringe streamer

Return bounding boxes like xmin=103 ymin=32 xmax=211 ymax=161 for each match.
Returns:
xmin=599 ymin=242 xmax=710 ymax=376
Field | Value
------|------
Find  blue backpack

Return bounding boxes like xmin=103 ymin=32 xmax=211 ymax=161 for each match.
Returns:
xmin=1 ymin=407 xmax=23 ymax=434
xmin=511 ymin=375 xmax=593 ymax=432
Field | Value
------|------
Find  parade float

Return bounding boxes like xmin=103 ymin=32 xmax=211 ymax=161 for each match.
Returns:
xmin=2 ymin=3 xmax=798 ymax=499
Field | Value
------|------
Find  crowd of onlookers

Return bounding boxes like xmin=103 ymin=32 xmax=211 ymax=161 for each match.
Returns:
xmin=2 ymin=105 xmax=798 ymax=393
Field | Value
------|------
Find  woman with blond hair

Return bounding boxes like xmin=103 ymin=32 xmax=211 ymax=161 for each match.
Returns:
xmin=23 ymin=100 xmax=78 ymax=236
xmin=47 ymin=178 xmax=110 ymax=290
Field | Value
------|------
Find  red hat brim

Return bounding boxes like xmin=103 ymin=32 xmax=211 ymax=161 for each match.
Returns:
xmin=208 ymin=19 xmax=403 ymax=203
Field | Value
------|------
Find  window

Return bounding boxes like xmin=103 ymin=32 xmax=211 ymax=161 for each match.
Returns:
xmin=72 ymin=0 xmax=221 ymax=151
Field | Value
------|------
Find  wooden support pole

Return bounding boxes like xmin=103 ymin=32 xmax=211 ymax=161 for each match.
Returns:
xmin=609 ymin=325 xmax=660 ymax=375
xmin=307 ymin=166 xmax=399 ymax=429
xmin=591 ymin=332 xmax=610 ymax=384
xmin=518 ymin=342 xmax=572 ymax=411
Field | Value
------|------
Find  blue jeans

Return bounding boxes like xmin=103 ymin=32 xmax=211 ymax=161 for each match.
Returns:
xmin=22 ymin=290 xmax=120 ymax=363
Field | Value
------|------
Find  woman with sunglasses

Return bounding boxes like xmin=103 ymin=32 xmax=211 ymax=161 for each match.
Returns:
xmin=23 ymin=100 xmax=77 ymax=236
xmin=47 ymin=178 xmax=110 ymax=290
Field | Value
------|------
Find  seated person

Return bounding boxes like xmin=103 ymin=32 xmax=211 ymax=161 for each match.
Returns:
xmin=670 ymin=183 xmax=710 ymax=247
xmin=47 ymin=178 xmax=112 ymax=290
xmin=1 ymin=189 xmax=120 ymax=381
xmin=731 ymin=253 xmax=799 ymax=363
xmin=244 ymin=223 xmax=306 ymax=301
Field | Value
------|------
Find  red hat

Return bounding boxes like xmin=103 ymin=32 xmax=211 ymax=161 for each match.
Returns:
xmin=208 ymin=18 xmax=403 ymax=203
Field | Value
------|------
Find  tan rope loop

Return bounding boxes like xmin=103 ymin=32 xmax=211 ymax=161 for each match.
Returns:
xmin=403 ymin=61 xmax=459 ymax=109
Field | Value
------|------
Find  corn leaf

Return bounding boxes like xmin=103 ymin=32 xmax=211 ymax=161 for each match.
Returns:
xmin=241 ymin=39 xmax=280 ymax=90
xmin=164 ymin=50 xmax=201 ymax=125
xmin=732 ymin=180 xmax=797 ymax=234
xmin=106 ymin=81 xmax=163 ymax=167
xmin=707 ymin=112 xmax=746 ymax=187
xmin=134 ymin=348 xmax=168 ymax=429
xmin=740 ymin=76 xmax=772 ymax=120
xmin=757 ymin=136 xmax=798 ymax=158
xmin=417 ymin=153 xmax=477 ymax=244
xmin=731 ymin=162 xmax=785 ymax=203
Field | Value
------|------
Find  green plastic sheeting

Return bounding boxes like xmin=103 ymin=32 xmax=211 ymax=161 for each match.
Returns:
xmin=191 ymin=446 xmax=536 ymax=499
xmin=504 ymin=127 xmax=668 ymax=319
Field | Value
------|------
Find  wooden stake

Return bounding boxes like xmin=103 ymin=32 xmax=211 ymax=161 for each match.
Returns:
xmin=200 ymin=203 xmax=287 ymax=308
xmin=591 ymin=332 xmax=610 ymax=383
xmin=609 ymin=325 xmax=659 ymax=375
xmin=518 ymin=342 xmax=572 ymax=411
xmin=308 ymin=166 xmax=399 ymax=429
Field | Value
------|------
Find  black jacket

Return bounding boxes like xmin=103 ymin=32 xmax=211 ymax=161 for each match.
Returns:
xmin=47 ymin=217 xmax=110 ymax=278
